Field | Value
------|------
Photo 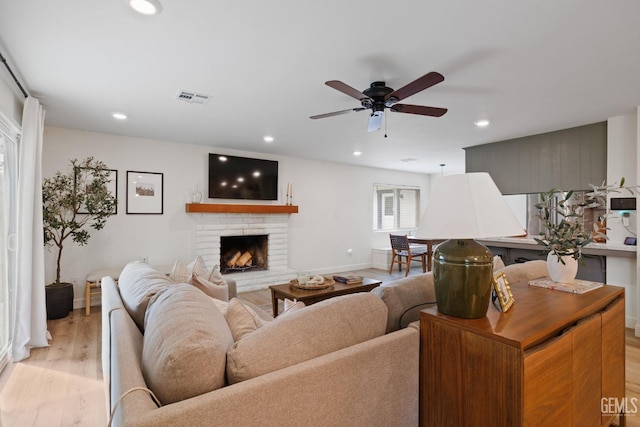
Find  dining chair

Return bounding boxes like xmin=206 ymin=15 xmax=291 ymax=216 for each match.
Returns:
xmin=389 ymin=234 xmax=428 ymax=277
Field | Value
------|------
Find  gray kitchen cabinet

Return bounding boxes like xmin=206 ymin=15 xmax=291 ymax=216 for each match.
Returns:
xmin=465 ymin=122 xmax=606 ymax=194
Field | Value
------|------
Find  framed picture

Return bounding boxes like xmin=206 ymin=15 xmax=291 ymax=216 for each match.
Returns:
xmin=75 ymin=168 xmax=118 ymax=214
xmin=492 ymin=272 xmax=515 ymax=312
xmin=126 ymin=171 xmax=163 ymax=214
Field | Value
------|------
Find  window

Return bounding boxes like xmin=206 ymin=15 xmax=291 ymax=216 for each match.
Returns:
xmin=373 ymin=184 xmax=420 ymax=231
xmin=0 ymin=113 xmax=19 ymax=371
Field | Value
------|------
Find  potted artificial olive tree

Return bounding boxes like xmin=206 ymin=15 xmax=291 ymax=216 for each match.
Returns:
xmin=42 ymin=157 xmax=117 ymax=319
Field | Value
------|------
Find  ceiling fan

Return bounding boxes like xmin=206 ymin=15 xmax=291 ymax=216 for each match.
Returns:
xmin=310 ymin=72 xmax=447 ymax=132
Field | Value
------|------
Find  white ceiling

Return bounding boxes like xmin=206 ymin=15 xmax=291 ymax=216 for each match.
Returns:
xmin=1 ymin=0 xmax=639 ymax=174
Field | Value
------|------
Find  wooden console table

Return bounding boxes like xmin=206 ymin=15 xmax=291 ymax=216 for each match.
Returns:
xmin=420 ymin=281 xmax=625 ymax=426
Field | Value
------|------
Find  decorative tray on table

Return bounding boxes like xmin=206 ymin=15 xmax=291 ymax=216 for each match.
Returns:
xmin=290 ymin=276 xmax=335 ymax=290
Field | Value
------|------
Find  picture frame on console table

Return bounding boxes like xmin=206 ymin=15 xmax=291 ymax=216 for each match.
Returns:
xmin=492 ymin=271 xmax=514 ymax=312
xmin=126 ymin=171 xmax=163 ymax=214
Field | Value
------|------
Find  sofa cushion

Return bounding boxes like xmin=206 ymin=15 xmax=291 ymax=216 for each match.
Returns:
xmin=225 ymin=298 xmax=268 ymax=341
xmin=191 ymin=271 xmax=229 ymax=301
xmin=278 ymin=300 xmax=305 ymax=317
xmin=117 ymin=261 xmax=174 ymax=331
xmin=142 ymin=283 xmax=234 ymax=405
xmin=495 ymin=260 xmax=548 ymax=285
xmin=226 ymin=292 xmax=387 ymax=384
xmin=372 ymin=272 xmax=437 ymax=333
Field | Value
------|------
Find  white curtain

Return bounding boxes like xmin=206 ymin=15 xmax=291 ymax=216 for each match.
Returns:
xmin=12 ymin=97 xmax=48 ymax=361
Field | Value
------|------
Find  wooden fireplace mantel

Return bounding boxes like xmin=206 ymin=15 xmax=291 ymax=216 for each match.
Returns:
xmin=185 ymin=203 xmax=299 ymax=214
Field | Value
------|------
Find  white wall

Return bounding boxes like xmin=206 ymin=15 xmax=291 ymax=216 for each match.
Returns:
xmin=607 ymin=111 xmax=638 ymax=330
xmin=42 ymin=127 xmax=431 ymax=307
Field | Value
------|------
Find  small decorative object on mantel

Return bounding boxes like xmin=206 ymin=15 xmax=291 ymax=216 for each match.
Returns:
xmin=286 ymin=182 xmax=293 ymax=205
xmin=529 ymin=278 xmax=603 ymax=294
xmin=188 ymin=184 xmax=203 ymax=203
xmin=534 ymin=178 xmax=636 ymax=283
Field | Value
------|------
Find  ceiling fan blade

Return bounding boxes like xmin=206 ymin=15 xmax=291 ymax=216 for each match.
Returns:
xmin=310 ymin=107 xmax=367 ymax=120
xmin=367 ymin=111 xmax=383 ymax=132
xmin=325 ymin=80 xmax=370 ymax=101
xmin=385 ymin=72 xmax=444 ymax=103
xmin=390 ymin=104 xmax=448 ymax=117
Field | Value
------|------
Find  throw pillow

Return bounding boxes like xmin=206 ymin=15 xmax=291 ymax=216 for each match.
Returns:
xmin=207 ymin=268 xmax=228 ymax=287
xmin=142 ymin=284 xmax=234 ymax=405
xmin=187 ymin=255 xmax=207 ymax=278
xmin=225 ymin=298 xmax=269 ymax=341
xmin=210 ymin=297 xmax=229 ymax=316
xmin=191 ymin=271 xmax=229 ymax=301
xmin=226 ymin=293 xmax=388 ymax=384
xmin=169 ymin=259 xmax=190 ymax=283
xmin=493 ymin=255 xmax=506 ymax=272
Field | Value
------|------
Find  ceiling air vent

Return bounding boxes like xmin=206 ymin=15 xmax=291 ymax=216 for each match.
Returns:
xmin=175 ymin=90 xmax=211 ymax=105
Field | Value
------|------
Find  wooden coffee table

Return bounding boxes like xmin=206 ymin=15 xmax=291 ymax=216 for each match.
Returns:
xmin=269 ymin=277 xmax=382 ymax=317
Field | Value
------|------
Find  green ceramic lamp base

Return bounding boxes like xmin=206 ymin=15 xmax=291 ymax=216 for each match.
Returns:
xmin=432 ymin=239 xmax=493 ymax=318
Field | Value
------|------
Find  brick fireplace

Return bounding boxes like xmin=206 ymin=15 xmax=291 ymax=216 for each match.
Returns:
xmin=194 ymin=212 xmax=296 ymax=291
xmin=220 ymin=234 xmax=268 ymax=274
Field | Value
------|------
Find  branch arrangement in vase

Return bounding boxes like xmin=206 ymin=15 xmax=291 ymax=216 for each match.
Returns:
xmin=533 ymin=178 xmax=635 ymax=264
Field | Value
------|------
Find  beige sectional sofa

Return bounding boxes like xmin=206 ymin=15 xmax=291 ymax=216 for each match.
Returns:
xmin=103 ymin=259 xmax=548 ymax=427
xmin=102 ymin=262 xmax=420 ymax=427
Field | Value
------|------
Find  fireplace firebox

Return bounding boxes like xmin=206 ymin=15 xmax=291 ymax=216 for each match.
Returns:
xmin=220 ymin=234 xmax=268 ymax=274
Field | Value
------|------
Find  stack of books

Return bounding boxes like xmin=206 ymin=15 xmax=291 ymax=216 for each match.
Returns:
xmin=333 ymin=274 xmax=364 ymax=284
xmin=528 ymin=278 xmax=603 ymax=294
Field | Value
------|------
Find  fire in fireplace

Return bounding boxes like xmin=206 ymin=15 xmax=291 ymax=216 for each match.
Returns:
xmin=220 ymin=234 xmax=268 ymax=274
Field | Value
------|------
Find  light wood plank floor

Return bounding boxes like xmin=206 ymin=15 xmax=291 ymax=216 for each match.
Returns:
xmin=1 ymin=266 xmax=640 ymax=426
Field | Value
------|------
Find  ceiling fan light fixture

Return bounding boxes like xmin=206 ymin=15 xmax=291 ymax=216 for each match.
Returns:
xmin=129 ymin=0 xmax=162 ymax=15
xmin=384 ymin=96 xmax=399 ymax=107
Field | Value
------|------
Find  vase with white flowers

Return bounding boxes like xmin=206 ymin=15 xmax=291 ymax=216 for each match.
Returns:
xmin=534 ymin=179 xmax=633 ymax=283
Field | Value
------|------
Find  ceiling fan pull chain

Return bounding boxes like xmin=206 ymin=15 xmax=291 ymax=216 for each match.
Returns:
xmin=384 ymin=111 xmax=388 ymax=138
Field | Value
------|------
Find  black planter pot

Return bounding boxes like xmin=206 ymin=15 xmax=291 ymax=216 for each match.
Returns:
xmin=45 ymin=282 xmax=74 ymax=320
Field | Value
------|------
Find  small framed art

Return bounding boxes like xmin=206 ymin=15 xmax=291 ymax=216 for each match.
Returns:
xmin=126 ymin=171 xmax=163 ymax=214
xmin=492 ymin=271 xmax=515 ymax=312
xmin=75 ymin=168 xmax=118 ymax=214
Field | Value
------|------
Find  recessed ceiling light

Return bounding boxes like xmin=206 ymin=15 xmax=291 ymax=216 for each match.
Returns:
xmin=129 ymin=0 xmax=162 ymax=15
xmin=475 ymin=120 xmax=490 ymax=127
xmin=263 ymin=136 xmax=274 ymax=143
xmin=353 ymin=151 xmax=362 ymax=156
xmin=112 ymin=112 xmax=127 ymax=120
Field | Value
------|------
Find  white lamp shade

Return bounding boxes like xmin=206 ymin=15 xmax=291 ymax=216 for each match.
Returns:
xmin=416 ymin=172 xmax=525 ymax=239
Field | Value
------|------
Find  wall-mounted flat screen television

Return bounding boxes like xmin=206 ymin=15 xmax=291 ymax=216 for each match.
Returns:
xmin=208 ymin=154 xmax=278 ymax=200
